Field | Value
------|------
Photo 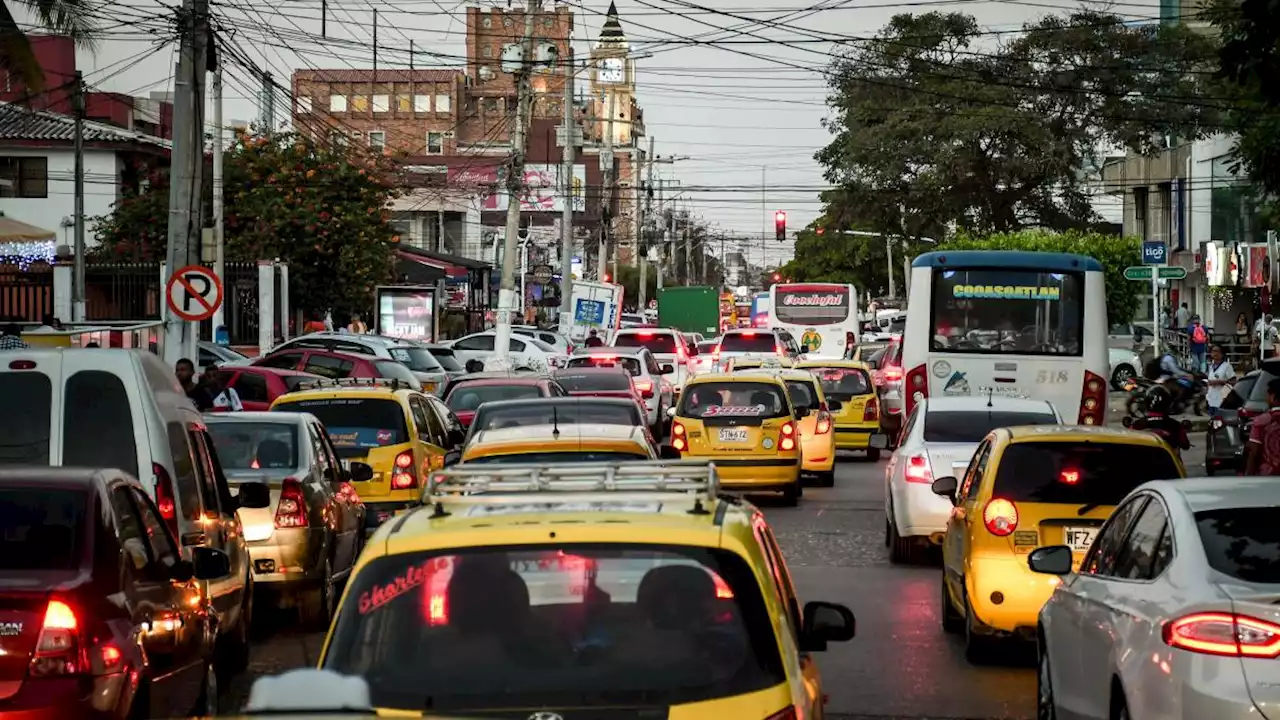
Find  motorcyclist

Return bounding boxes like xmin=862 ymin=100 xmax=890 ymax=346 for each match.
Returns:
xmin=1144 ymin=351 xmax=1195 ymax=411
xmin=1140 ymin=384 xmax=1191 ymax=457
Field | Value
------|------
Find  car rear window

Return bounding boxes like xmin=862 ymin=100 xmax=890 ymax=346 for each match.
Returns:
xmin=0 ymin=487 xmax=85 ymax=570
xmin=207 ymin=422 xmax=300 ymax=470
xmin=554 ymin=371 xmax=633 ymax=392
xmin=63 ymin=370 xmax=138 ymax=479
xmin=389 ymin=347 xmax=442 ymax=373
xmin=698 ymin=341 xmax=717 ymax=354
xmin=274 ymin=397 xmax=408 ymax=458
xmin=467 ymin=450 xmax=651 ymax=464
xmin=1221 ymin=373 xmax=1257 ymax=411
xmin=471 ymin=402 xmax=642 ymax=433
xmin=566 ymin=355 xmax=642 ymax=376
xmin=718 ymin=333 xmax=776 ymax=353
xmin=427 ymin=347 xmax=465 ymax=372
xmin=0 ymin=372 xmax=52 ymax=465
xmin=924 ymin=410 xmax=1059 ymax=443
xmin=1194 ymin=507 xmax=1280 ymax=584
xmin=374 ymin=360 xmax=421 ymax=388
xmin=614 ymin=332 xmax=678 ymax=355
xmin=808 ymin=366 xmax=873 ymax=400
xmin=678 ymin=381 xmax=790 ymax=420
xmin=446 ymin=383 xmax=546 ymax=411
xmin=993 ymin=442 xmax=1181 ymax=505
xmin=323 ymin=545 xmax=786 ymax=711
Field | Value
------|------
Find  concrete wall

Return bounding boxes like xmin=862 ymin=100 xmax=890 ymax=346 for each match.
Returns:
xmin=0 ymin=147 xmax=120 ymax=247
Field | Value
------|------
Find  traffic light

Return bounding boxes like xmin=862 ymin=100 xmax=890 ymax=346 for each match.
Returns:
xmin=775 ymin=211 xmax=786 ymax=242
xmin=772 ymin=272 xmax=781 ymax=282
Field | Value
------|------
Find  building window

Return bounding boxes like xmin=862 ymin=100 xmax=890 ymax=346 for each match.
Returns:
xmin=427 ymin=132 xmax=444 ymax=154
xmin=543 ymin=16 xmax=553 ymax=27
xmin=0 ymin=156 xmax=48 ymax=198
xmin=329 ymin=94 xmax=347 ymax=112
xmin=351 ymin=94 xmax=368 ymax=112
xmin=1133 ymin=186 xmax=1149 ymax=241
xmin=484 ymin=97 xmax=498 ymax=113
xmin=372 ymin=94 xmax=390 ymax=113
xmin=435 ymin=94 xmax=451 ymax=113
xmin=414 ymin=94 xmax=430 ymax=112
xmin=482 ymin=46 xmax=493 ymax=58
xmin=397 ymin=94 xmax=412 ymax=112
xmin=369 ymin=131 xmax=386 ymax=150
xmin=296 ymin=96 xmax=312 ymax=113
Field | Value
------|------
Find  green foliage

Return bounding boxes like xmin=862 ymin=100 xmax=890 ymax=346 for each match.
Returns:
xmin=778 ymin=227 xmax=893 ymax=296
xmin=93 ymin=132 xmax=402 ymax=316
xmin=937 ymin=230 xmax=1142 ymax=325
xmin=614 ymin=264 xmax=657 ymax=309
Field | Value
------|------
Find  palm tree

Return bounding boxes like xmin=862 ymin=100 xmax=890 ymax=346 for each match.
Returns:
xmin=0 ymin=0 xmax=97 ymax=92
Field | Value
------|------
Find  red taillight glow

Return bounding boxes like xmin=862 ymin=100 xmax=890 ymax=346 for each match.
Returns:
xmin=592 ymin=355 xmax=617 ymax=361
xmin=983 ymin=498 xmax=1019 ymax=536
xmin=274 ymin=479 xmax=308 ymax=528
xmin=816 ymin=411 xmax=832 ymax=434
xmin=904 ymin=453 xmax=933 ymax=484
xmin=336 ymin=482 xmax=360 ymax=504
xmin=863 ymin=397 xmax=879 ymax=421
xmin=672 ymin=421 xmax=687 ymax=451
xmin=391 ymin=450 xmax=418 ymax=490
xmin=780 ymin=421 xmax=797 ymax=451
xmin=883 ymin=366 xmax=903 ymax=382
xmin=152 ymin=462 xmax=179 ymax=540
xmin=30 ymin=600 xmax=80 ymax=676
xmin=742 ymin=331 xmax=757 ymax=337
xmin=1078 ymin=370 xmax=1107 ymax=425
xmin=904 ymin=364 xmax=928 ymax=416
xmin=1060 ymin=469 xmax=1080 ymax=485
xmin=1164 ymin=613 xmax=1280 ymax=658
xmin=712 ymin=573 xmax=734 ymax=599
xmin=428 ymin=593 xmax=448 ymax=625
xmin=633 ymin=379 xmax=654 ymax=398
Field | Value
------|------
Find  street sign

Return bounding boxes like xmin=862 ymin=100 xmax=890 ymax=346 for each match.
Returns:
xmin=1124 ymin=265 xmax=1188 ymax=281
xmin=532 ymin=264 xmax=554 ymax=283
xmin=1142 ymin=240 xmax=1167 ymax=265
xmin=166 ymin=265 xmax=223 ymax=322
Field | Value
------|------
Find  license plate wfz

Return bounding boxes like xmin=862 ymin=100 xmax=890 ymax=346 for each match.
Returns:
xmin=1064 ymin=527 xmax=1098 ymax=552
xmin=719 ymin=427 xmax=749 ymax=443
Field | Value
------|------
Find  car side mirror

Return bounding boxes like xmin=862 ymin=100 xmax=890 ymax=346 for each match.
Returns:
xmin=931 ymin=476 xmax=959 ymax=505
xmin=665 ymin=406 xmax=677 ymax=418
xmin=189 ymin=547 xmax=232 ymax=580
xmin=442 ymin=450 xmax=462 ymax=468
xmin=827 ymin=399 xmax=843 ymax=412
xmin=658 ymin=445 xmax=682 ymax=460
xmin=235 ymin=481 xmax=271 ymax=510
xmin=1027 ymin=545 xmax=1074 ymax=575
xmin=348 ymin=461 xmax=375 ymax=482
xmin=660 ymin=364 xmax=675 ymax=374
xmin=800 ymin=600 xmax=856 ymax=652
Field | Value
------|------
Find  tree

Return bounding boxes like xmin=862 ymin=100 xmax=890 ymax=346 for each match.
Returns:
xmin=93 ymin=131 xmax=402 ymax=316
xmin=779 ymin=225 xmax=893 ymax=296
xmin=0 ymin=0 xmax=96 ymax=91
xmin=936 ymin=230 xmax=1142 ymax=325
xmin=817 ymin=11 xmax=1220 ymax=240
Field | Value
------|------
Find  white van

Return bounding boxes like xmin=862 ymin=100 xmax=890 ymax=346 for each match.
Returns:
xmin=0 ymin=348 xmax=269 ymax=673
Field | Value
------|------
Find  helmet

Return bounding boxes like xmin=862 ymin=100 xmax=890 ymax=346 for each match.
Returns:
xmin=1144 ymin=384 xmax=1174 ymax=415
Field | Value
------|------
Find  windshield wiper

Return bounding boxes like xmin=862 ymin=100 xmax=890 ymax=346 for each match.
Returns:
xmin=1077 ymin=502 xmax=1102 ymax=516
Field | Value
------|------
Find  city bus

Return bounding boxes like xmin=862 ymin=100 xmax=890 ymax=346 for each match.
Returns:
xmin=767 ymin=283 xmax=859 ymax=359
xmin=901 ymin=251 xmax=1109 ymax=425
xmin=750 ymin=291 xmax=771 ymax=327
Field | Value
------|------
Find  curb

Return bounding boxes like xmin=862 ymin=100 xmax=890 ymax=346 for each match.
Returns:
xmin=1108 ymin=416 xmax=1211 ymax=432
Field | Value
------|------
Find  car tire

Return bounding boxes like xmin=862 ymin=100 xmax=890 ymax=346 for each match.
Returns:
xmin=781 ymin=481 xmax=801 ymax=506
xmin=867 ymin=448 xmax=882 ymax=462
xmin=219 ymin=574 xmax=252 ymax=676
xmin=964 ymin=591 xmax=998 ymax=664
xmin=299 ymin=557 xmax=335 ymax=631
xmin=190 ymin=660 xmax=218 ymax=717
xmin=1111 ymin=364 xmax=1135 ymax=390
xmin=1037 ymin=636 xmax=1057 ymax=720
xmin=814 ymin=469 xmax=835 ymax=487
xmin=888 ymin=513 xmax=920 ymax=565
xmin=940 ymin=574 xmax=963 ymax=634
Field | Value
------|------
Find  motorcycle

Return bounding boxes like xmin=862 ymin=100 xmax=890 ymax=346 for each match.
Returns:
xmin=1144 ymin=374 xmax=1209 ymax=417
xmin=1122 ymin=413 xmax=1192 ymax=461
xmin=1122 ymin=376 xmax=1155 ymax=419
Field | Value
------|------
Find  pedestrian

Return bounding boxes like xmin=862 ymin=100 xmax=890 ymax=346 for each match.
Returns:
xmin=584 ymin=329 xmax=605 ymax=348
xmin=175 ymin=358 xmax=213 ymax=411
xmin=203 ymin=364 xmax=244 ymax=411
xmin=303 ymin=312 xmax=326 ymax=334
xmin=1205 ymin=345 xmax=1235 ymax=416
xmin=1246 ymin=377 xmax=1280 ymax=475
xmin=1188 ymin=317 xmax=1208 ymax=372
xmin=1175 ymin=302 xmax=1191 ymax=329
xmin=0 ymin=322 xmax=28 ymax=350
xmin=30 ymin=314 xmax=63 ymax=332
xmin=348 ymin=313 xmax=368 ymax=334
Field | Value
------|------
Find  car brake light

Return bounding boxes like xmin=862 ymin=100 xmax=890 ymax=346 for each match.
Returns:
xmin=904 ymin=453 xmax=933 ymax=483
xmin=863 ymin=397 xmax=879 ymax=421
xmin=742 ymin=331 xmax=757 ymax=337
xmin=593 ymin=355 xmax=617 ymax=361
xmin=780 ymin=421 xmax=796 ymax=451
xmin=427 ymin=592 xmax=448 ymax=625
xmin=672 ymin=421 xmax=687 ymax=452
xmin=391 ymin=450 xmax=418 ymax=490
xmin=637 ymin=331 xmax=653 ymax=337
xmin=336 ymin=482 xmax=360 ymax=504
xmin=904 ymin=364 xmax=928 ymax=416
xmin=634 ymin=379 xmax=654 ymax=398
xmin=1060 ymin=469 xmax=1080 ymax=485
xmin=30 ymin=600 xmax=81 ymax=676
xmin=775 ymin=343 xmax=785 ymax=355
xmin=883 ymin=366 xmax=903 ymax=382
xmin=274 ymin=478 xmax=308 ymax=528
xmin=1164 ymin=612 xmax=1280 ymax=658
xmin=1078 ymin=370 xmax=1107 ymax=425
xmin=816 ymin=410 xmax=832 ymax=434
xmin=983 ymin=498 xmax=1018 ymax=536
xmin=152 ymin=462 xmax=179 ymax=540
xmin=711 ymin=572 xmax=734 ymax=599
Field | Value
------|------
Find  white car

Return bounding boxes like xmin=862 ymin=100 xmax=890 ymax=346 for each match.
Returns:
xmin=448 ymin=330 xmax=567 ymax=372
xmin=611 ymin=327 xmax=695 ymax=394
xmin=693 ymin=339 xmax=719 ymax=375
xmin=1033 ymin=476 xmax=1280 ymax=720
xmin=884 ymin=395 xmax=1061 ymax=564
xmin=1109 ymin=346 xmax=1142 ymax=389
xmin=513 ymin=326 xmax=573 ymax=355
xmin=564 ymin=346 xmax=674 ymax=431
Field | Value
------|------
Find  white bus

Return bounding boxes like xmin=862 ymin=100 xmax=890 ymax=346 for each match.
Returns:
xmin=901 ymin=251 xmax=1109 ymax=425
xmin=768 ymin=283 xmax=859 ymax=359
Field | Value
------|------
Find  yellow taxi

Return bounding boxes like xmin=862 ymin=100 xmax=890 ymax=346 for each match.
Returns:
xmin=795 ymin=360 xmax=886 ymax=461
xmin=317 ymin=460 xmax=857 ymax=717
xmin=270 ymin=379 xmax=464 ymax=535
xmin=669 ymin=373 xmax=803 ymax=505
xmin=931 ymin=425 xmax=1186 ymax=663
xmin=726 ymin=356 xmax=794 ymax=372
xmin=738 ymin=368 xmax=839 ymax=487
xmin=461 ymin=423 xmax=659 ymax=464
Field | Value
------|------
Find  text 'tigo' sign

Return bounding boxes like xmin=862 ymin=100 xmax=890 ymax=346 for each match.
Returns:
xmin=1141 ymin=240 xmax=1167 ymax=266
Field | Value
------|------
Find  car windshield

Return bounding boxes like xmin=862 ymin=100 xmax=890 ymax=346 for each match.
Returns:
xmin=389 ymin=346 xmax=443 ymax=372
xmin=993 ymin=442 xmax=1181 ymax=504
xmin=554 ymin=371 xmax=633 ymax=393
xmin=273 ymin=397 xmax=408 ymax=459
xmin=471 ymin=402 xmax=642 ymax=433
xmin=322 ymin=545 xmax=785 ymax=711
xmin=614 ymin=333 xmax=678 ymax=355
xmin=931 ymin=267 xmax=1084 ymax=356
xmin=566 ymin=355 xmax=642 ymax=376
xmin=0 ymin=487 xmax=85 ymax=571
xmin=447 ymin=383 xmax=545 ymax=412
xmin=467 ymin=450 xmax=651 ymax=464
xmin=807 ymin=367 xmax=873 ymax=400
xmin=677 ymin=382 xmax=790 ymax=421
xmin=427 ymin=347 xmax=465 ymax=372
xmin=718 ymin=333 xmax=776 ymax=353
xmin=923 ymin=410 xmax=1059 ymax=443
xmin=207 ymin=422 xmax=300 ymax=471
xmin=1194 ymin=507 xmax=1280 ymax=584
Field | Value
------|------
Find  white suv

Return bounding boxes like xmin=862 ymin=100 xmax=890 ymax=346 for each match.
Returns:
xmin=712 ymin=328 xmax=803 ymax=371
xmin=610 ymin=328 xmax=693 ymax=394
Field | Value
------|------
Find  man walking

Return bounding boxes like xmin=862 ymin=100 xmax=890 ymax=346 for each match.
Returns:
xmin=204 ymin=364 xmax=244 ymax=411
xmin=1246 ymin=378 xmax=1280 ymax=475
xmin=0 ymin=323 xmax=28 ymax=350
xmin=176 ymin=358 xmax=213 ymax=411
xmin=1205 ymin=345 xmax=1235 ymax=416
xmin=1187 ymin=317 xmax=1208 ymax=373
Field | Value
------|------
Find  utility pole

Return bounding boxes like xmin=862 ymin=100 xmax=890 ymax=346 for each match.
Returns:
xmin=683 ymin=207 xmax=693 ymax=285
xmin=71 ymin=70 xmax=85 ymax=322
xmin=492 ymin=0 xmax=540 ymax=367
xmin=261 ymin=71 xmax=275 ymax=131
xmin=638 ymin=135 xmax=654 ymax=310
xmin=210 ymin=65 xmax=225 ymax=341
xmin=597 ymin=92 xmax=616 ymax=282
xmin=557 ymin=49 xmax=577 ymax=335
xmin=163 ymin=0 xmax=209 ymax=366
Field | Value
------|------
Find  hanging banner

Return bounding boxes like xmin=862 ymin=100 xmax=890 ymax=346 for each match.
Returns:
xmin=1204 ymin=242 xmax=1227 ymax=286
xmin=1246 ymin=245 xmax=1271 ymax=288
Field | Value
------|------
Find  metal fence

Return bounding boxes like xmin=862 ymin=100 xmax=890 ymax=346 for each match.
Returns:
xmin=0 ymin=264 xmax=54 ymax=322
xmin=86 ymin=263 xmax=161 ymax=321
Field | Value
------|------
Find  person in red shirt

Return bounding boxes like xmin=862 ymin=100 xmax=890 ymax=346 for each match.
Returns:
xmin=1245 ymin=377 xmax=1280 ymax=476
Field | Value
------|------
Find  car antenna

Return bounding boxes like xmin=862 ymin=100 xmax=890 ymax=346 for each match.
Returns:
xmin=552 ymin=405 xmax=561 ymax=438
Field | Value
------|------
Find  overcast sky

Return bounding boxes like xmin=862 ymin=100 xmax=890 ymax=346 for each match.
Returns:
xmin=30 ymin=0 xmax=1158 ymax=267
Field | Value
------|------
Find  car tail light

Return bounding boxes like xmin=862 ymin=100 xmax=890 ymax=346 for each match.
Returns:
xmin=427 ymin=592 xmax=448 ymax=625
xmin=780 ymin=421 xmax=797 ymax=451
xmin=904 ymin=364 xmax=928 ymax=415
xmin=742 ymin=331 xmax=757 ymax=337
xmin=391 ymin=450 xmax=417 ymax=490
xmin=274 ymin=478 xmax=308 ymax=528
xmin=711 ymin=573 xmax=734 ymax=599
xmin=1163 ymin=612 xmax=1280 ymax=658
xmin=30 ymin=600 xmax=82 ymax=676
xmin=983 ymin=498 xmax=1018 ymax=536
xmin=152 ymin=462 xmax=179 ymax=540
xmin=1059 ymin=468 xmax=1080 ymax=485
xmin=1078 ymin=370 xmax=1107 ymax=425
xmin=672 ymin=421 xmax=687 ymax=452
xmin=765 ymin=707 xmax=798 ymax=720
xmin=816 ymin=410 xmax=832 ymax=434
xmin=863 ymin=397 xmax=879 ymax=421
xmin=336 ymin=482 xmax=360 ymax=504
xmin=592 ymin=355 xmax=617 ymax=362
xmin=634 ymin=379 xmax=654 ymax=398
xmin=883 ymin=366 xmax=903 ymax=382
xmin=904 ymin=453 xmax=933 ymax=484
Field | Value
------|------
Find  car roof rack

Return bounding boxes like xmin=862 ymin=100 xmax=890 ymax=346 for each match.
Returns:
xmin=423 ymin=460 xmax=721 ymax=517
xmin=291 ymin=376 xmax=416 ymax=392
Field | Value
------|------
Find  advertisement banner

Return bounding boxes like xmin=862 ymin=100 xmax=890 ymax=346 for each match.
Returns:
xmin=375 ymin=285 xmax=436 ymax=342
xmin=1204 ymin=242 xmax=1226 ymax=286
xmin=483 ymin=164 xmax=587 ymax=213
xmin=1246 ymin=245 xmax=1271 ymax=288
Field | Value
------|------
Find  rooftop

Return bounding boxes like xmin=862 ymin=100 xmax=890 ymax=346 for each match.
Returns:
xmin=0 ymin=102 xmax=170 ymax=148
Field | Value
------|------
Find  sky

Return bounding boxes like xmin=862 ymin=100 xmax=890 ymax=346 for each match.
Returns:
xmin=26 ymin=0 xmax=1157 ymax=268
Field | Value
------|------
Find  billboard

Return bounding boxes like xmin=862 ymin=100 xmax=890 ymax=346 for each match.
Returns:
xmin=467 ymin=164 xmax=586 ymax=212
xmin=375 ymin=285 xmax=436 ymax=342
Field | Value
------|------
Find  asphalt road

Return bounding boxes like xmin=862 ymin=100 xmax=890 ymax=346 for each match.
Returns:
xmin=219 ymin=408 xmax=1210 ymax=719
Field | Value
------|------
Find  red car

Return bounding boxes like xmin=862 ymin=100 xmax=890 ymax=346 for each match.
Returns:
xmin=443 ymin=373 xmax=566 ymax=428
xmin=252 ymin=348 xmax=422 ymax=390
xmin=212 ymin=366 xmax=323 ymax=411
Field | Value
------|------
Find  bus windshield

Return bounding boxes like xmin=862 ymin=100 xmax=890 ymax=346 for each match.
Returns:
xmin=773 ymin=285 xmax=851 ymax=326
xmin=930 ymin=268 xmax=1084 ymax=356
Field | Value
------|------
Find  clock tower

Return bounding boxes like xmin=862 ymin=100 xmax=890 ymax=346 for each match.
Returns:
xmin=590 ymin=1 xmax=635 ymax=146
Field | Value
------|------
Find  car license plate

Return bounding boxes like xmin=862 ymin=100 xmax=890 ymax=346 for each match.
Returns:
xmin=719 ymin=427 xmax=749 ymax=443
xmin=423 ymin=382 xmax=436 ymax=392
xmin=1064 ymin=526 xmax=1098 ymax=552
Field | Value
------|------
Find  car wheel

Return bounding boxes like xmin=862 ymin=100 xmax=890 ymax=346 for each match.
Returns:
xmin=219 ymin=574 xmax=252 ymax=675
xmin=888 ymin=511 xmax=919 ymax=565
xmin=814 ymin=469 xmax=835 ymax=487
xmin=299 ymin=557 xmax=335 ymax=631
xmin=781 ymin=481 xmax=801 ymax=507
xmin=190 ymin=660 xmax=218 ymax=717
xmin=1037 ymin=637 xmax=1057 ymax=720
xmin=1111 ymin=364 xmax=1135 ymax=390
xmin=940 ymin=574 xmax=963 ymax=634
xmin=964 ymin=591 xmax=998 ymax=664
xmin=867 ymin=448 xmax=882 ymax=462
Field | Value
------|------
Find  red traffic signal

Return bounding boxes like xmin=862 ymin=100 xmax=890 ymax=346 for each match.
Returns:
xmin=772 ymin=272 xmax=781 ymax=282
xmin=774 ymin=211 xmax=786 ymax=242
